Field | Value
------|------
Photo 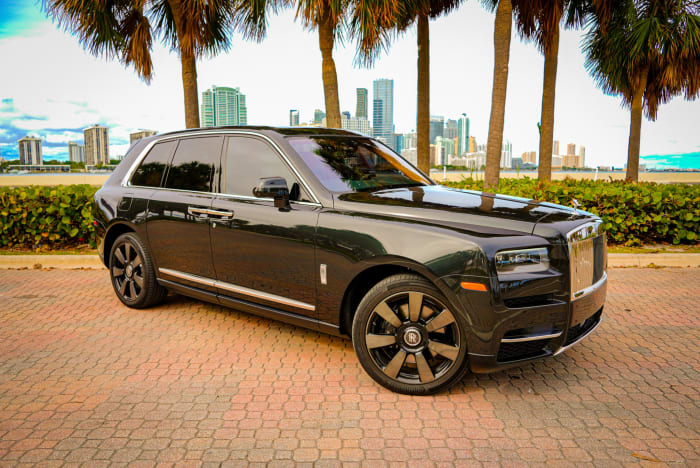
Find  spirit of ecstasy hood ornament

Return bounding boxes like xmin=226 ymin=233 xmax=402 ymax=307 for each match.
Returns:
xmin=571 ymin=199 xmax=580 ymax=214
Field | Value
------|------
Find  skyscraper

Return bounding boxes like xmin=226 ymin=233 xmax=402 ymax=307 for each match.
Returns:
xmin=18 ymin=136 xmax=42 ymax=165
xmin=84 ymin=125 xmax=109 ymax=165
xmin=68 ymin=141 xmax=85 ymax=163
xmin=129 ymin=130 xmax=156 ymax=144
xmin=457 ymin=114 xmax=470 ymax=155
xmin=444 ymin=119 xmax=458 ymax=139
xmin=356 ymin=88 xmax=368 ymax=119
xmin=567 ymin=143 xmax=576 ymax=156
xmin=553 ymin=140 xmax=560 ymax=155
xmin=429 ymin=116 xmax=444 ymax=143
xmin=289 ymin=110 xmax=300 ymax=126
xmin=500 ymin=139 xmax=513 ymax=168
xmin=372 ymin=79 xmax=394 ymax=148
xmin=200 ymin=85 xmax=247 ymax=127
xmin=468 ymin=136 xmax=476 ymax=153
xmin=313 ymin=109 xmax=325 ymax=124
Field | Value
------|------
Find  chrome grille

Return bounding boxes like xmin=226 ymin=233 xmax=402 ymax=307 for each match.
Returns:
xmin=568 ymin=222 xmax=607 ymax=299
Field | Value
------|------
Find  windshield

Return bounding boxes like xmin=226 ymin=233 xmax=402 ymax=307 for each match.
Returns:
xmin=288 ymin=136 xmax=432 ymax=193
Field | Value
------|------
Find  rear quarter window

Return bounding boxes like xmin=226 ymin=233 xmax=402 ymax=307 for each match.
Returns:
xmin=130 ymin=140 xmax=177 ymax=187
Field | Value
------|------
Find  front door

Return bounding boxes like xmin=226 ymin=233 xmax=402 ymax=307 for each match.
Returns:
xmin=147 ymin=135 xmax=224 ymax=292
xmin=210 ymin=135 xmax=320 ymax=317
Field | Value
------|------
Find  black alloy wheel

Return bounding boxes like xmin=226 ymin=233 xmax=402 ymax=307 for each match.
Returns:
xmin=109 ymin=232 xmax=167 ymax=308
xmin=352 ymin=274 xmax=468 ymax=395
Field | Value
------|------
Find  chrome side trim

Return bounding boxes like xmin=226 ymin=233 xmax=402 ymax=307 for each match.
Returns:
xmin=121 ymin=130 xmax=321 ymax=205
xmin=187 ymin=207 xmax=233 ymax=218
xmin=501 ymin=331 xmax=563 ymax=344
xmin=572 ymin=271 xmax=607 ymax=300
xmin=158 ymin=268 xmax=316 ymax=312
xmin=553 ymin=315 xmax=603 ymax=356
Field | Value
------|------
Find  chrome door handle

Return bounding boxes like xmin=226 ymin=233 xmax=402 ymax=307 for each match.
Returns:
xmin=207 ymin=209 xmax=233 ymax=218
xmin=188 ymin=207 xmax=233 ymax=218
xmin=188 ymin=207 xmax=210 ymax=217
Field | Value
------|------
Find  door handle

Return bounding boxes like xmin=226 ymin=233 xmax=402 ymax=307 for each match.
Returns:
xmin=187 ymin=207 xmax=233 ymax=218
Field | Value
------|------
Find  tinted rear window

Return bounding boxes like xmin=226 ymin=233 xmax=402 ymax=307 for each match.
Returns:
xmin=130 ymin=141 xmax=177 ymax=187
xmin=164 ymin=137 xmax=223 ymax=192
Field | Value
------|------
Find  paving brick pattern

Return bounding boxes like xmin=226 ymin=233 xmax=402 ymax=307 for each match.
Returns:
xmin=0 ymin=268 xmax=698 ymax=467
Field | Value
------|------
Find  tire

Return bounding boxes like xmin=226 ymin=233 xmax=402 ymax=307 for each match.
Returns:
xmin=109 ymin=232 xmax=167 ymax=309
xmin=352 ymin=274 xmax=469 ymax=395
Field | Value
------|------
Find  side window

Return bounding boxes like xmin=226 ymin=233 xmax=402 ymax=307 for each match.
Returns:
xmin=224 ymin=136 xmax=311 ymax=202
xmin=130 ymin=140 xmax=177 ymax=187
xmin=164 ymin=136 xmax=222 ymax=192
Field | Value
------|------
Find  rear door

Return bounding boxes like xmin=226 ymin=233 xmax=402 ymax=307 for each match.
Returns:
xmin=209 ymin=135 xmax=320 ymax=317
xmin=146 ymin=136 xmax=224 ymax=292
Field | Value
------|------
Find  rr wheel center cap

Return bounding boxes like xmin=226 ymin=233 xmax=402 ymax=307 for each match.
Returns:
xmin=403 ymin=327 xmax=422 ymax=347
xmin=125 ymin=264 xmax=133 ymax=278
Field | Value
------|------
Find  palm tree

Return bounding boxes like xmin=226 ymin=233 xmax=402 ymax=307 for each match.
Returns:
xmin=296 ymin=1 xmax=349 ymax=128
xmin=483 ymin=0 xmax=513 ymax=191
xmin=44 ymin=0 xmax=275 ymax=129
xmin=513 ymin=0 xmax=586 ymax=182
xmin=584 ymin=0 xmax=700 ymax=182
xmin=353 ymin=1 xmax=461 ymax=175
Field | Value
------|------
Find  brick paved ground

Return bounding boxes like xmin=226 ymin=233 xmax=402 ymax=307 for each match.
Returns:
xmin=0 ymin=268 xmax=698 ymax=467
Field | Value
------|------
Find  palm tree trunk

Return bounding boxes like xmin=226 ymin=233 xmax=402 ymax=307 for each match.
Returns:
xmin=484 ymin=0 xmax=512 ymax=191
xmin=319 ymin=15 xmax=341 ymax=128
xmin=537 ymin=24 xmax=559 ymax=182
xmin=416 ymin=13 xmax=430 ymax=176
xmin=626 ymin=69 xmax=648 ymax=183
xmin=168 ymin=0 xmax=200 ymax=128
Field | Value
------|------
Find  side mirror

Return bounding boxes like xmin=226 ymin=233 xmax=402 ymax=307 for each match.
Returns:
xmin=254 ymin=177 xmax=290 ymax=209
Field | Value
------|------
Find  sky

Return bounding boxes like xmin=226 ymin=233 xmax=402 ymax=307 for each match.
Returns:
xmin=0 ymin=1 xmax=698 ymax=167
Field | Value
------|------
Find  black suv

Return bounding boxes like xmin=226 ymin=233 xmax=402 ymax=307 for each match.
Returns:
xmin=93 ymin=127 xmax=607 ymax=395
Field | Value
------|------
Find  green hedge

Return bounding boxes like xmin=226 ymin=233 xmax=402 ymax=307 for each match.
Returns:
xmin=0 ymin=181 xmax=698 ymax=248
xmin=0 ymin=185 xmax=97 ymax=249
xmin=445 ymin=177 xmax=699 ymax=245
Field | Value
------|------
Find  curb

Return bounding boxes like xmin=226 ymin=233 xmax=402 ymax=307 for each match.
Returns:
xmin=0 ymin=255 xmax=105 ymax=269
xmin=1 ymin=253 xmax=699 ymax=270
xmin=607 ymin=253 xmax=700 ymax=268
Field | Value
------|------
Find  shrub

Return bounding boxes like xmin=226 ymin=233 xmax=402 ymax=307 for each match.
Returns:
xmin=0 ymin=181 xmax=698 ymax=249
xmin=445 ymin=177 xmax=699 ymax=245
xmin=0 ymin=185 xmax=98 ymax=249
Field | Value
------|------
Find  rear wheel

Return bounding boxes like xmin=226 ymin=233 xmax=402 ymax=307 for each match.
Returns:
xmin=352 ymin=274 xmax=469 ymax=395
xmin=109 ymin=232 xmax=167 ymax=308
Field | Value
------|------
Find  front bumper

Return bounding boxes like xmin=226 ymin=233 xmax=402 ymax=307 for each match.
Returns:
xmin=469 ymin=273 xmax=607 ymax=373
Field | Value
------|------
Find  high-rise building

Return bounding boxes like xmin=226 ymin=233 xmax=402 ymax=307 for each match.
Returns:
xmin=457 ymin=114 xmax=469 ymax=155
xmin=68 ymin=141 xmax=85 ymax=163
xmin=444 ymin=119 xmax=458 ymax=139
xmin=84 ymin=125 xmax=109 ymax=165
xmin=521 ymin=151 xmax=537 ymax=165
xmin=429 ymin=116 xmax=444 ymax=143
xmin=579 ymin=146 xmax=586 ymax=167
xmin=567 ymin=143 xmax=576 ymax=156
xmin=372 ymin=79 xmax=394 ymax=149
xmin=356 ymin=88 xmax=368 ymax=119
xmin=18 ymin=136 xmax=42 ymax=165
xmin=129 ymin=130 xmax=156 ymax=144
xmin=501 ymin=139 xmax=513 ymax=168
xmin=393 ymin=134 xmax=404 ymax=155
xmin=200 ymin=85 xmax=247 ymax=127
xmin=313 ymin=109 xmax=325 ymax=124
xmin=468 ymin=136 xmax=476 ymax=153
xmin=553 ymin=140 xmax=560 ymax=155
xmin=341 ymin=116 xmax=371 ymax=135
xmin=289 ymin=109 xmax=300 ymax=126
xmin=342 ymin=111 xmax=351 ymax=120
xmin=403 ymin=131 xmax=417 ymax=150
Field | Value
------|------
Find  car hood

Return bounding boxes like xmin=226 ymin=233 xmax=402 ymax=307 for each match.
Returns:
xmin=333 ymin=185 xmax=594 ymax=240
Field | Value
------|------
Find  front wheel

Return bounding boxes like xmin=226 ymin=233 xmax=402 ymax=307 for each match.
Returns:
xmin=352 ymin=274 xmax=469 ymax=395
xmin=109 ymin=232 xmax=167 ymax=309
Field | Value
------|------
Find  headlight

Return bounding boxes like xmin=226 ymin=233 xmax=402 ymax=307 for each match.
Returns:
xmin=495 ymin=248 xmax=549 ymax=274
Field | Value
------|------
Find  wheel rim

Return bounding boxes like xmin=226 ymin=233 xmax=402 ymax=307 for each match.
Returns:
xmin=111 ymin=241 xmax=144 ymax=302
xmin=364 ymin=291 xmax=461 ymax=385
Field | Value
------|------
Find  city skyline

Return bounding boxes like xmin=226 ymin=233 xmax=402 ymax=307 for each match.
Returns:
xmin=0 ymin=3 xmax=697 ymax=166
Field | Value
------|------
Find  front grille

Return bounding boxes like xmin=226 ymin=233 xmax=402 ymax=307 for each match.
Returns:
xmin=497 ymin=339 xmax=550 ymax=362
xmin=568 ymin=222 xmax=607 ymax=299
